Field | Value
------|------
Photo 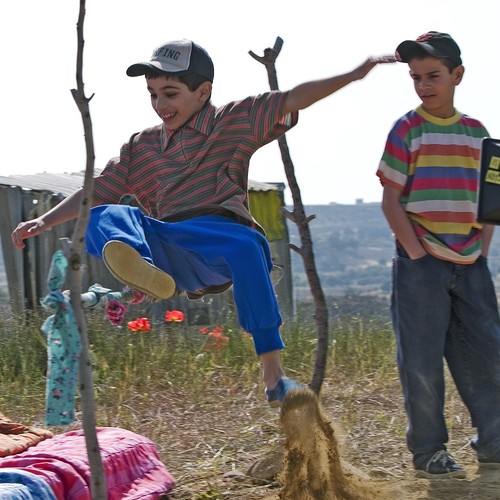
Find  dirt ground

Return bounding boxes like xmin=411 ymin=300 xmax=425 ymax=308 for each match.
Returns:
xmin=266 ymin=386 xmax=500 ymax=500
xmin=150 ymin=373 xmax=500 ymax=499
xmin=21 ymin=368 xmax=498 ymax=499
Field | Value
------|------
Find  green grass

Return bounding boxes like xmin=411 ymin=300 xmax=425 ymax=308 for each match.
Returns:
xmin=4 ymin=308 xmax=480 ymax=500
xmin=330 ymin=315 xmax=396 ymax=380
xmin=0 ymin=307 xmax=397 ymax=425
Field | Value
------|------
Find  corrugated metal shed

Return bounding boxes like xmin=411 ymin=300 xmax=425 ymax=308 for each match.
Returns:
xmin=0 ymin=172 xmax=293 ymax=320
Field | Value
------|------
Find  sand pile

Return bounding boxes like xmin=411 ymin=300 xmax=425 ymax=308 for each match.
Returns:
xmin=276 ymin=388 xmax=384 ymax=500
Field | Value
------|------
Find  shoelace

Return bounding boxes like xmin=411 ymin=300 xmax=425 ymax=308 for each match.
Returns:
xmin=427 ymin=450 xmax=453 ymax=470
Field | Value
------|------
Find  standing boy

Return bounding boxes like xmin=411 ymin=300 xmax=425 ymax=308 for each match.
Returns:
xmin=12 ymin=39 xmax=394 ymax=407
xmin=377 ymin=31 xmax=500 ymax=478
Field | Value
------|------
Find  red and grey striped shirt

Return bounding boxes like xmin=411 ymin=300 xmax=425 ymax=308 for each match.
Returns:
xmin=93 ymin=91 xmax=298 ymax=229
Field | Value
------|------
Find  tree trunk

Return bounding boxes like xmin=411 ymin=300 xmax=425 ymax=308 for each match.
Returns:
xmin=249 ymin=38 xmax=329 ymax=394
xmin=64 ymin=0 xmax=107 ymax=497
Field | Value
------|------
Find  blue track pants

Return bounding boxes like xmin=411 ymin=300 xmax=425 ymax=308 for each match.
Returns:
xmin=85 ymin=205 xmax=285 ymax=355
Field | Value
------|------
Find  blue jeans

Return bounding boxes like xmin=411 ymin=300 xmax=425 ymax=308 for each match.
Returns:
xmin=85 ymin=205 xmax=285 ymax=355
xmin=391 ymin=249 xmax=500 ymax=464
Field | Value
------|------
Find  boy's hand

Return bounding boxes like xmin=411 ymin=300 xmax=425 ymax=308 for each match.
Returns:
xmin=352 ymin=55 xmax=397 ymax=81
xmin=11 ymin=218 xmax=46 ymax=250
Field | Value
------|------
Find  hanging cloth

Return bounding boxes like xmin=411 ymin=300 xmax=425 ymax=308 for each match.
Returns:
xmin=40 ymin=250 xmax=82 ymax=426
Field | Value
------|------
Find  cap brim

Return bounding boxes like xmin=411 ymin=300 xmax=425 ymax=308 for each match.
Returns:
xmin=396 ymin=40 xmax=448 ymax=63
xmin=126 ymin=62 xmax=165 ymax=77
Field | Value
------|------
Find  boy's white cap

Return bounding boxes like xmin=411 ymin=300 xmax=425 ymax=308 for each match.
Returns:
xmin=127 ymin=39 xmax=214 ymax=82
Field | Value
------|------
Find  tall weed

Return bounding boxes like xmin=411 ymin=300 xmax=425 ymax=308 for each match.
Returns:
xmin=330 ymin=314 xmax=396 ymax=380
xmin=0 ymin=308 xmax=397 ymax=422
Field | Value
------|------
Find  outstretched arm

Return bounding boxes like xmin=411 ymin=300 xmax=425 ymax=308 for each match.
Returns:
xmin=11 ymin=187 xmax=102 ymax=250
xmin=283 ymin=55 xmax=396 ymax=115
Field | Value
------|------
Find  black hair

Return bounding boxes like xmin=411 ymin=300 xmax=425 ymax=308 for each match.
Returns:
xmin=144 ymin=68 xmax=209 ymax=91
xmin=409 ymin=51 xmax=459 ymax=73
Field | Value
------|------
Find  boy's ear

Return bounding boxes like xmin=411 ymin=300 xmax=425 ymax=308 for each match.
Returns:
xmin=453 ymin=65 xmax=465 ymax=86
xmin=198 ymin=81 xmax=212 ymax=102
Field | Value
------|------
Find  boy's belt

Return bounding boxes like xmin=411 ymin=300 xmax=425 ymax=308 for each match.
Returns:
xmin=160 ymin=206 xmax=264 ymax=234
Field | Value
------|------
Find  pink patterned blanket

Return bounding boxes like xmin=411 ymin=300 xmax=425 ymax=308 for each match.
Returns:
xmin=0 ymin=427 xmax=175 ymax=499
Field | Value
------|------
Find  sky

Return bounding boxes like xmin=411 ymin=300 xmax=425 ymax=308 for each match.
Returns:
xmin=2 ymin=0 xmax=499 ymax=205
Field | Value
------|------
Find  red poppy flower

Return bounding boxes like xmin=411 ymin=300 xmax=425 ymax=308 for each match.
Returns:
xmin=127 ymin=317 xmax=151 ymax=333
xmin=165 ymin=310 xmax=185 ymax=323
xmin=201 ymin=326 xmax=229 ymax=351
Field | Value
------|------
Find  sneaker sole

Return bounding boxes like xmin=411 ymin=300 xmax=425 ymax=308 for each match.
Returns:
xmin=415 ymin=469 xmax=467 ymax=479
xmin=102 ymin=240 xmax=176 ymax=300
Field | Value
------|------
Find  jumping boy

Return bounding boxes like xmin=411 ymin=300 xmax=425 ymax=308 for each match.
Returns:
xmin=12 ymin=39 xmax=394 ymax=406
xmin=377 ymin=31 xmax=500 ymax=478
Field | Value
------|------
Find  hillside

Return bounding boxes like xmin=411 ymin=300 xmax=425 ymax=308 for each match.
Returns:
xmin=286 ymin=203 xmax=394 ymax=302
xmin=286 ymin=202 xmax=500 ymax=301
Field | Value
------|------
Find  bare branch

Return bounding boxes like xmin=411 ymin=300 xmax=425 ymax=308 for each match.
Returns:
xmin=282 ymin=207 xmax=296 ymax=223
xmin=66 ymin=0 xmax=107 ymax=497
xmin=288 ymin=243 xmax=303 ymax=255
xmin=303 ymin=214 xmax=317 ymax=225
xmin=248 ymin=37 xmax=283 ymax=65
xmin=251 ymin=37 xmax=329 ymax=395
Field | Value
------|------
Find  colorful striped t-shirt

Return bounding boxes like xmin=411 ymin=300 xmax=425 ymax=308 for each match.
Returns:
xmin=377 ymin=106 xmax=488 ymax=264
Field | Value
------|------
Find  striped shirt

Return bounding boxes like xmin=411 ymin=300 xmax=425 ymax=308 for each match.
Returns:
xmin=93 ymin=91 xmax=297 ymax=229
xmin=377 ymin=105 xmax=488 ymax=264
